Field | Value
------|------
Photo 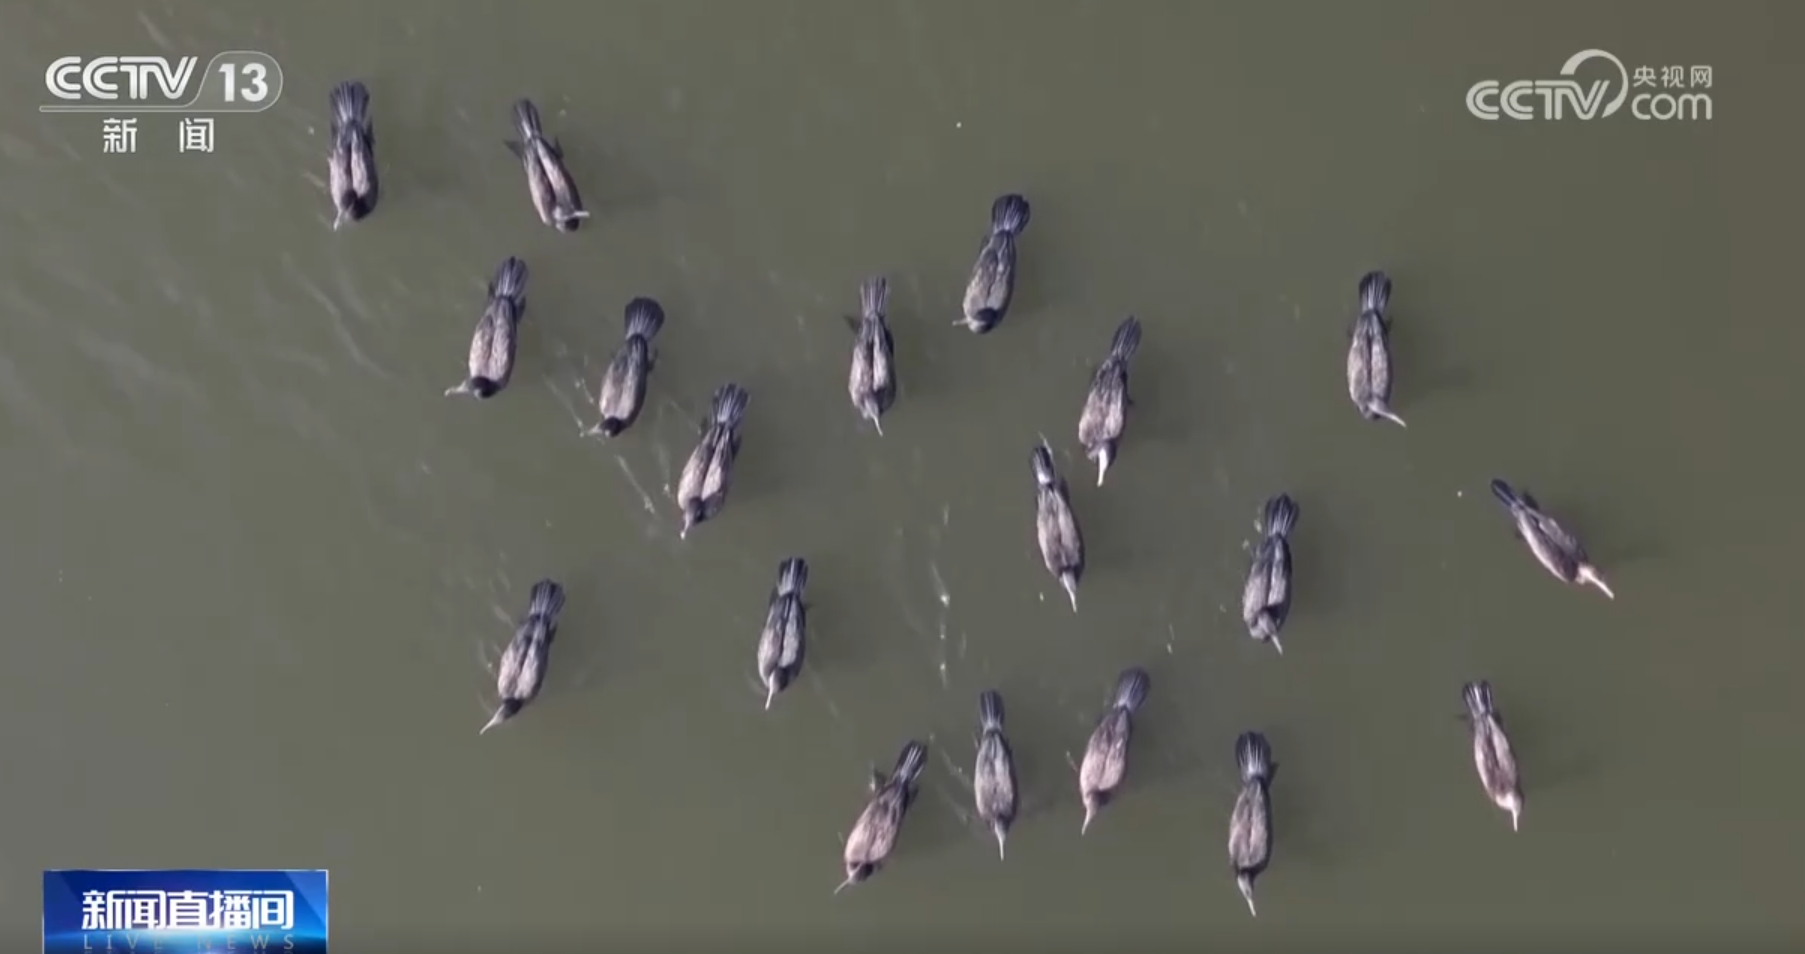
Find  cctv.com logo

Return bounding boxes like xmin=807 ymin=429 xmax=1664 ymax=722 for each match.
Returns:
xmin=1467 ymin=49 xmax=1714 ymax=122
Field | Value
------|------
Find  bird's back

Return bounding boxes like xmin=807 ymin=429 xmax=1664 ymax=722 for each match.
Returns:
xmin=1036 ymin=485 xmax=1081 ymax=572
xmin=1241 ymin=542 xmax=1278 ymax=621
xmin=676 ymin=429 xmax=718 ymax=504
xmin=1228 ymin=783 xmax=1271 ymax=871
xmin=496 ymin=623 xmax=546 ymax=700
xmin=700 ymin=427 xmax=738 ymax=501
xmin=845 ymin=786 xmax=905 ymax=863
xmin=469 ymin=300 xmax=518 ymax=381
xmin=1474 ymin=714 xmax=1519 ymax=790
xmin=1522 ymin=514 xmax=1583 ymax=580
xmin=1081 ymin=710 xmax=1130 ymax=792
xmin=597 ymin=339 xmax=647 ymax=421
xmin=1079 ymin=362 xmax=1128 ymax=447
xmin=974 ymin=732 xmax=1017 ymax=821
xmin=964 ymin=234 xmax=1015 ymax=315
xmin=848 ymin=322 xmax=880 ymax=403
xmin=1346 ymin=312 xmax=1381 ymax=402
xmin=769 ymin=594 xmax=804 ymax=667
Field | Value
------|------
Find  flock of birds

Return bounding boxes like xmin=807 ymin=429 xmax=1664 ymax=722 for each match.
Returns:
xmin=324 ymin=78 xmax=1620 ymax=913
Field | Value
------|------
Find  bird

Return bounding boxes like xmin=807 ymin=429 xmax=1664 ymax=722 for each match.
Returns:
xmin=504 ymin=98 xmax=589 ymax=231
xmin=1462 ymin=680 xmax=1525 ymax=831
xmin=1078 ymin=316 xmax=1143 ymax=486
xmin=583 ymin=297 xmax=665 ymax=439
xmin=1346 ymin=270 xmax=1407 ymax=427
xmin=480 ymin=579 xmax=566 ymax=735
xmin=675 ymin=383 xmax=751 ymax=538
xmin=837 ymin=740 xmax=928 ymax=893
xmin=957 ymin=194 xmax=1032 ymax=333
xmin=847 ymin=275 xmax=898 ymax=435
xmin=1078 ymin=667 xmax=1151 ymax=834
xmin=754 ymin=557 xmax=809 ymax=710
xmin=1227 ymin=731 xmax=1277 ymax=917
xmin=326 ymin=80 xmax=378 ymax=229
xmin=1488 ymin=478 xmax=1615 ymax=598
xmin=445 ymin=257 xmax=529 ymax=399
xmin=1030 ymin=442 xmax=1085 ymax=611
xmin=1240 ymin=493 xmax=1300 ymax=654
xmin=972 ymin=690 xmax=1019 ymax=860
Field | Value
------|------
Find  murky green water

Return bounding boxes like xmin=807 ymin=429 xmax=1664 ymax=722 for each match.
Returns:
xmin=2 ymin=0 xmax=1800 ymax=946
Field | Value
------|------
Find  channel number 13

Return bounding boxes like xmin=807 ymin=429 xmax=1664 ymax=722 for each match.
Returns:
xmin=218 ymin=62 xmax=271 ymax=103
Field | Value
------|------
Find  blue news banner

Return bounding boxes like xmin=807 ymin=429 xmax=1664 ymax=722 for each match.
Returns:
xmin=44 ymin=869 xmax=327 ymax=954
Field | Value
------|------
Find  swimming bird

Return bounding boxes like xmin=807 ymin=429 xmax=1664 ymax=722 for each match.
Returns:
xmin=1346 ymin=270 xmax=1406 ymax=427
xmin=1227 ymin=731 xmax=1277 ymax=917
xmin=957 ymin=194 xmax=1032 ymax=333
xmin=755 ymin=557 xmax=809 ymax=710
xmin=972 ymin=690 xmax=1019 ymax=860
xmin=1462 ymin=680 xmax=1524 ymax=830
xmin=1078 ymin=316 xmax=1143 ymax=486
xmin=837 ymin=740 xmax=928 ymax=893
xmin=480 ymin=579 xmax=565 ymax=735
xmin=583 ymin=297 xmax=664 ymax=438
xmin=676 ymin=383 xmax=751 ymax=538
xmin=847 ymin=276 xmax=898 ymax=435
xmin=326 ymin=80 xmax=378 ymax=229
xmin=1031 ymin=442 xmax=1085 ymax=611
xmin=1079 ymin=667 xmax=1151 ymax=835
xmin=1488 ymin=479 xmax=1614 ymax=598
xmin=504 ymin=98 xmax=589 ymax=232
xmin=445 ymin=257 xmax=529 ymax=399
xmin=1240 ymin=493 xmax=1299 ymax=655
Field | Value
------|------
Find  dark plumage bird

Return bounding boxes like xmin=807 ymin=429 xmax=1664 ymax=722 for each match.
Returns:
xmin=326 ymin=81 xmax=377 ymax=229
xmin=676 ymin=383 xmax=750 ymax=539
xmin=1240 ymin=493 xmax=1299 ymax=655
xmin=583 ymin=297 xmax=664 ymax=439
xmin=972 ymin=690 xmax=1019 ymax=860
xmin=1078 ymin=667 xmax=1150 ymax=835
xmin=1346 ymin=270 xmax=1406 ymax=428
xmin=1078 ymin=316 xmax=1143 ymax=487
xmin=1488 ymin=479 xmax=1614 ymax=599
xmin=837 ymin=740 xmax=928 ymax=893
xmin=1031 ymin=442 xmax=1085 ymax=611
xmin=1227 ymin=731 xmax=1277 ymax=917
xmin=755 ymin=557 xmax=809 ymax=710
xmin=504 ymin=98 xmax=589 ymax=232
xmin=847 ymin=276 xmax=898 ymax=435
xmin=957 ymin=194 xmax=1032 ymax=334
xmin=480 ymin=579 xmax=565 ymax=735
xmin=1462 ymin=680 xmax=1524 ymax=830
xmin=445 ymin=257 xmax=529 ymax=399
